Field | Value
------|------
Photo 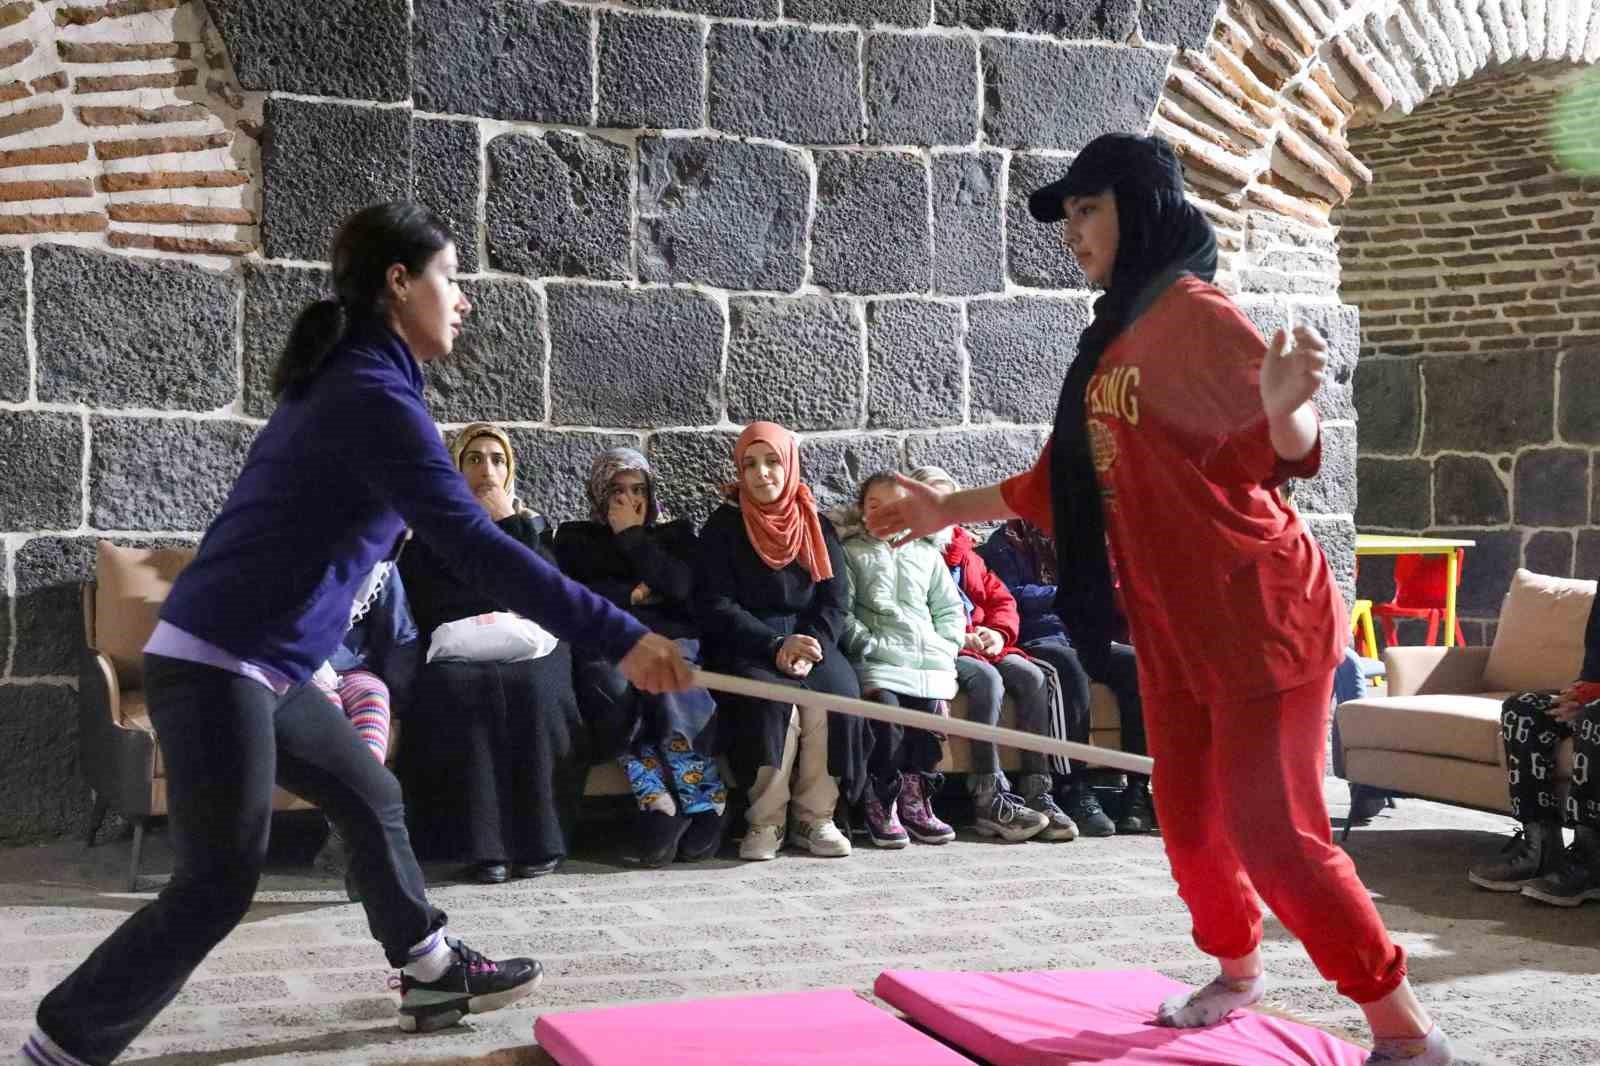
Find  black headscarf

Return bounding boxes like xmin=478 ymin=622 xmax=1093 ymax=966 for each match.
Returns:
xmin=1030 ymin=134 xmax=1218 ymax=678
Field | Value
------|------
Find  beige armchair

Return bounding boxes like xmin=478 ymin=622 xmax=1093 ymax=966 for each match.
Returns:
xmin=81 ymin=541 xmax=314 ymax=890
xmin=1334 ymin=569 xmax=1588 ymax=838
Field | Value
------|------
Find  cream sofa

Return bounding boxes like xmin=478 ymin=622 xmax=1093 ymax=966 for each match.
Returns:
xmin=1334 ymin=569 xmax=1588 ymax=835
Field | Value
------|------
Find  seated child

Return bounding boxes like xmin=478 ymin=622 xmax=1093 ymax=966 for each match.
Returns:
xmin=837 ymin=472 xmax=969 ymax=846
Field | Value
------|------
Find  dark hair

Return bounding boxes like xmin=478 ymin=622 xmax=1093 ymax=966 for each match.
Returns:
xmin=271 ymin=202 xmax=453 ymax=398
xmin=856 ymin=470 xmax=902 ymax=511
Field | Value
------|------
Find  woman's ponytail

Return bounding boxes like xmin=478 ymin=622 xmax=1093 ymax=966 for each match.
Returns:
xmin=268 ymin=202 xmax=453 ymax=400
xmin=272 ymin=298 xmax=348 ymax=398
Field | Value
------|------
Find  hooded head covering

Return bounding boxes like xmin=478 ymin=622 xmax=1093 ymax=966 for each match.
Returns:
xmin=730 ymin=421 xmax=832 ymax=582
xmin=1031 ymin=133 xmax=1217 ymax=673
xmin=907 ymin=466 xmax=961 ymax=549
xmin=1002 ymin=519 xmax=1057 ymax=587
xmin=449 ymin=422 xmax=531 ymax=514
xmin=587 ymin=446 xmax=662 ymax=525
xmin=908 ymin=465 xmax=959 ymax=491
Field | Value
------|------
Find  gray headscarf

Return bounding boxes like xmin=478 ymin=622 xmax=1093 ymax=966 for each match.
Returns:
xmin=587 ymin=447 xmax=662 ymax=524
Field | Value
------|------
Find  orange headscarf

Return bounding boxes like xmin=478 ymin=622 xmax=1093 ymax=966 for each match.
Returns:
xmin=731 ymin=422 xmax=833 ymax=583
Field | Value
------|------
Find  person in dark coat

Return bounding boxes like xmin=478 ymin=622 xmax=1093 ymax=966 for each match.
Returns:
xmin=979 ymin=517 xmax=1155 ymax=834
xmin=694 ymin=422 xmax=867 ymax=862
xmin=556 ymin=447 xmax=728 ymax=867
xmin=397 ymin=422 xmax=587 ymax=885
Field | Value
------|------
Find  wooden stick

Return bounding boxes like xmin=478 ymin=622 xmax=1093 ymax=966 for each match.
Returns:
xmin=692 ymin=669 xmax=1156 ymax=777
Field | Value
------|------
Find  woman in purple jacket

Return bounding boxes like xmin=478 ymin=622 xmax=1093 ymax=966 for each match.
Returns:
xmin=21 ymin=204 xmax=691 ymax=1066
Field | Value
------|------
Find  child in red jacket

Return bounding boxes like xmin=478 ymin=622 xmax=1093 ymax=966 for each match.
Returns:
xmin=910 ymin=466 xmax=1077 ymax=843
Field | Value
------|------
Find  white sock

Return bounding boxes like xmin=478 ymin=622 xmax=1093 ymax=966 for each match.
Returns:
xmin=21 ymin=1029 xmax=93 ymax=1066
xmin=1367 ymin=1025 xmax=1453 ymax=1064
xmin=402 ymin=928 xmax=455 ymax=982
xmin=1154 ymin=971 xmax=1266 ymax=1028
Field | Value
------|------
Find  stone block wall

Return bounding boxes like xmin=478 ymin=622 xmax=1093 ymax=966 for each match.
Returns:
xmin=1338 ymin=63 xmax=1600 ymax=637
xmin=0 ymin=0 xmax=1422 ymax=842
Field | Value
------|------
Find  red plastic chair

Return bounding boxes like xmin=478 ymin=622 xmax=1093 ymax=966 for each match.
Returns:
xmin=1371 ymin=550 xmax=1467 ymax=647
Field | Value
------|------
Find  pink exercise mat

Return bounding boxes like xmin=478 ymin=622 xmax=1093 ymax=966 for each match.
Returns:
xmin=875 ymin=968 xmax=1369 ymax=1065
xmin=533 ymin=986 xmax=977 ymax=1066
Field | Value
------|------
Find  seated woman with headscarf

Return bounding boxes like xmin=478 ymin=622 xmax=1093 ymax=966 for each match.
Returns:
xmin=694 ymin=422 xmax=867 ymax=862
xmin=397 ymin=422 xmax=585 ymax=884
xmin=555 ymin=448 xmax=727 ymax=867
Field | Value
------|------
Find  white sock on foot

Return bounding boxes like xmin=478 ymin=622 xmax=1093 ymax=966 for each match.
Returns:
xmin=402 ymin=929 xmax=454 ymax=982
xmin=21 ymin=1029 xmax=93 ymax=1066
xmin=1154 ymin=972 xmax=1266 ymax=1028
xmin=1367 ymin=1025 xmax=1453 ymax=1064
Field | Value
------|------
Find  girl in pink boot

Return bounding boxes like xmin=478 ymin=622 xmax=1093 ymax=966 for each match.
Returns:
xmin=836 ymin=473 xmax=968 ymax=846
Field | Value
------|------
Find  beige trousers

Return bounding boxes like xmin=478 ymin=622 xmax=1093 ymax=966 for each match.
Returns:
xmin=745 ymin=703 xmax=838 ymax=828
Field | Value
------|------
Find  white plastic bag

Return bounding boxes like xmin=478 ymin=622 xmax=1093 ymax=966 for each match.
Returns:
xmin=425 ymin=612 xmax=559 ymax=664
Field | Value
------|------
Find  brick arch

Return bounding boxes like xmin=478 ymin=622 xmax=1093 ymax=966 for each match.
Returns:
xmin=1154 ymin=0 xmax=1600 ymax=290
xmin=0 ymin=0 xmax=256 ymax=256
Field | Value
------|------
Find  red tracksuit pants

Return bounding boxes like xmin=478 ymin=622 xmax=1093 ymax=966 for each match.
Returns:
xmin=1145 ymin=673 xmax=1407 ymax=1004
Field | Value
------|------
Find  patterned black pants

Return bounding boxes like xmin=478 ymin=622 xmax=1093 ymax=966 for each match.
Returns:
xmin=1500 ymin=691 xmax=1600 ymax=828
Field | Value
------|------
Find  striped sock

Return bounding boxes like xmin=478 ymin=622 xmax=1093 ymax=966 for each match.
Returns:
xmin=20 ymin=1030 xmax=93 ymax=1066
xmin=337 ymin=670 xmax=392 ymax=763
xmin=402 ymin=928 xmax=454 ymax=982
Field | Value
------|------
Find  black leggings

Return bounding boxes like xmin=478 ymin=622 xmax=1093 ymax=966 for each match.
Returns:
xmin=864 ymin=690 xmax=945 ymax=785
xmin=1501 ymin=691 xmax=1600 ymax=828
xmin=37 ymin=655 xmax=443 ymax=1065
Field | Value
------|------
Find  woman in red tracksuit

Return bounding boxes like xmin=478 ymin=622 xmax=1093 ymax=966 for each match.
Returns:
xmin=867 ymin=133 xmax=1451 ymax=1066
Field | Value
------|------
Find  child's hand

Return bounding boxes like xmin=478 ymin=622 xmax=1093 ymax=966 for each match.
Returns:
xmin=1568 ymin=680 xmax=1600 ymax=705
xmin=976 ymin=627 xmax=1005 ymax=656
xmin=1553 ymin=680 xmax=1600 ymax=722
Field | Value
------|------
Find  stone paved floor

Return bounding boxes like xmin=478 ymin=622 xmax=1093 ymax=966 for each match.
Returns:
xmin=2 ymin=783 xmax=1597 ymax=1066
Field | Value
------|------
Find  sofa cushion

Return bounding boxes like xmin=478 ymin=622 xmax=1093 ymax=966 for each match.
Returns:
xmin=1336 ymin=694 xmax=1511 ymax=766
xmin=1483 ymin=569 xmax=1597 ymax=694
xmin=95 ymin=541 xmax=195 ymax=689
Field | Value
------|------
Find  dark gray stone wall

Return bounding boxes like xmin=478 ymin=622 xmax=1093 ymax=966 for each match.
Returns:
xmin=1343 ymin=75 xmax=1600 ymax=629
xmin=7 ymin=0 xmax=1371 ymax=848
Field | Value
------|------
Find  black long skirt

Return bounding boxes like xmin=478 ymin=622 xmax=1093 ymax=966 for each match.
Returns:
xmin=397 ymin=644 xmax=588 ymax=866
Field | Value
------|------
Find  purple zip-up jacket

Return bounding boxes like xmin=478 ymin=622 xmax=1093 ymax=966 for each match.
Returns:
xmin=159 ymin=318 xmax=647 ymax=682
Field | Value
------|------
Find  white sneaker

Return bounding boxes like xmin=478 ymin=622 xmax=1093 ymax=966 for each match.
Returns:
xmin=739 ymin=823 xmax=783 ymax=861
xmin=788 ymin=818 xmax=852 ymax=857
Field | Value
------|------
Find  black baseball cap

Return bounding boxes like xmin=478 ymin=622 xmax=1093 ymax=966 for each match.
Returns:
xmin=1028 ymin=134 xmax=1185 ymax=223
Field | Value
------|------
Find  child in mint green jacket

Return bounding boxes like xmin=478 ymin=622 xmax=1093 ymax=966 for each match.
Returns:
xmin=838 ymin=472 xmax=967 ymax=848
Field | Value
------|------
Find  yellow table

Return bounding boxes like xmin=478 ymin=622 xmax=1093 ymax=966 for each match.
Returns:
xmin=1355 ymin=534 xmax=1477 ymax=647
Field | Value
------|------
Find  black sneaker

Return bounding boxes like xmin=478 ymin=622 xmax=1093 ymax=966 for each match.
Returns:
xmin=1521 ymin=842 xmax=1600 ymax=907
xmin=1116 ymin=780 xmax=1158 ymax=835
xmin=1467 ymin=822 xmax=1560 ymax=892
xmin=1061 ymin=781 xmax=1116 ymax=837
xmin=395 ymin=939 xmax=543 ymax=1033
